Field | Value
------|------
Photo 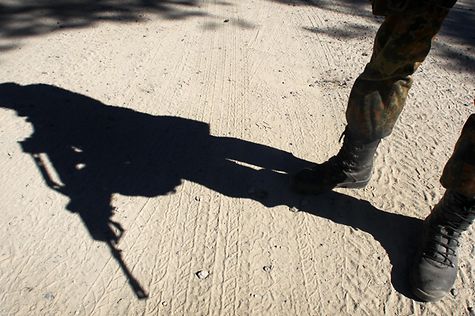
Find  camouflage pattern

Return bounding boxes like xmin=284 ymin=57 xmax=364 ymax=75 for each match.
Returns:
xmin=345 ymin=1 xmax=475 ymax=196
xmin=346 ymin=5 xmax=449 ymax=141
xmin=441 ymin=114 xmax=475 ymax=197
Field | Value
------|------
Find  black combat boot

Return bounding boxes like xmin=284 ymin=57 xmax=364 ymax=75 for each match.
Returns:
xmin=411 ymin=190 xmax=475 ymax=302
xmin=292 ymin=130 xmax=380 ymax=195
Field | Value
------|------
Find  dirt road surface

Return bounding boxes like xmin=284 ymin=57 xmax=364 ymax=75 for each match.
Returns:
xmin=0 ymin=0 xmax=474 ymax=315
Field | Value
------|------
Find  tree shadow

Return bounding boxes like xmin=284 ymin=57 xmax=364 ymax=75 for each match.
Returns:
xmin=303 ymin=23 xmax=375 ymax=41
xmin=268 ymin=0 xmax=375 ymax=19
xmin=0 ymin=82 xmax=421 ymax=299
xmin=0 ymin=0 xmax=240 ymax=51
xmin=271 ymin=0 xmax=475 ymax=76
xmin=435 ymin=3 xmax=475 ymax=76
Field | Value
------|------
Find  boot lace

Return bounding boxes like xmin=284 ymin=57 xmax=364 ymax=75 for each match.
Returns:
xmin=425 ymin=225 xmax=461 ymax=267
xmin=424 ymin=192 xmax=475 ymax=267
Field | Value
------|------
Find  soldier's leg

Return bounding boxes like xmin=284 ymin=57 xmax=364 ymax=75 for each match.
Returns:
xmin=411 ymin=114 xmax=475 ymax=302
xmin=440 ymin=114 xmax=475 ymax=198
xmin=347 ymin=6 xmax=449 ymax=141
xmin=293 ymin=6 xmax=450 ymax=194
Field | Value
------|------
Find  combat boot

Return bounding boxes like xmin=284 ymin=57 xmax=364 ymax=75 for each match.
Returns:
xmin=411 ymin=190 xmax=475 ymax=302
xmin=292 ymin=130 xmax=380 ymax=195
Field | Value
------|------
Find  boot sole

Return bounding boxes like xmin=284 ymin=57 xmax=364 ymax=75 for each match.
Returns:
xmin=411 ymin=286 xmax=446 ymax=302
xmin=292 ymin=179 xmax=369 ymax=195
xmin=336 ymin=179 xmax=369 ymax=189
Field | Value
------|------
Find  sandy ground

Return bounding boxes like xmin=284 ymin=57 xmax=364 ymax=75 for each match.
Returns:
xmin=0 ymin=0 xmax=474 ymax=315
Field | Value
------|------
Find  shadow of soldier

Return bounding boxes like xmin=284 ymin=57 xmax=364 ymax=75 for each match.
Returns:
xmin=0 ymin=82 xmax=422 ymax=300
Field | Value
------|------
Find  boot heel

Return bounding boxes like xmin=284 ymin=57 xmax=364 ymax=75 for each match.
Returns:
xmin=337 ymin=179 xmax=369 ymax=189
xmin=291 ymin=129 xmax=380 ymax=195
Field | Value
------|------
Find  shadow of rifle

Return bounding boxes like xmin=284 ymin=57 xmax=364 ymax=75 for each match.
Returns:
xmin=28 ymin=151 xmax=148 ymax=299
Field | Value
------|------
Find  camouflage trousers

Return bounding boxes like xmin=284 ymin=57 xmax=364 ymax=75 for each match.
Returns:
xmin=345 ymin=4 xmax=475 ymax=197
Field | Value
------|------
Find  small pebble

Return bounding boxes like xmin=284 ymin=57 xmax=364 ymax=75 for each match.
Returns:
xmin=43 ymin=292 xmax=55 ymax=300
xmin=162 ymin=301 xmax=168 ymax=306
xmin=263 ymin=265 xmax=272 ymax=272
xmin=289 ymin=206 xmax=299 ymax=213
xmin=196 ymin=270 xmax=209 ymax=279
xmin=450 ymin=288 xmax=458 ymax=297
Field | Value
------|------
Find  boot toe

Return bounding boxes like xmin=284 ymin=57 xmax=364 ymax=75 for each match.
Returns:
xmin=411 ymin=257 xmax=456 ymax=302
xmin=291 ymin=164 xmax=344 ymax=195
